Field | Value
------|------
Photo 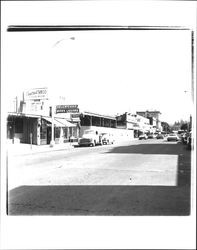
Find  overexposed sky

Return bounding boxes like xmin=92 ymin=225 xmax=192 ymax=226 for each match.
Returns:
xmin=1 ymin=1 xmax=195 ymax=125
xmin=3 ymin=29 xmax=192 ymax=124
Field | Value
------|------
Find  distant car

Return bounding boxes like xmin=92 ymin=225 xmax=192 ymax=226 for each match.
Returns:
xmin=187 ymin=132 xmax=192 ymax=149
xmin=181 ymin=132 xmax=188 ymax=144
xmin=167 ymin=133 xmax=179 ymax=141
xmin=156 ymin=134 xmax=164 ymax=139
xmin=147 ymin=134 xmax=155 ymax=139
xmin=101 ymin=133 xmax=115 ymax=145
xmin=139 ymin=134 xmax=148 ymax=140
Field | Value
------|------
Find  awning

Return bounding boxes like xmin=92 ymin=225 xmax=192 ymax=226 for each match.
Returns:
xmin=43 ymin=117 xmax=62 ymax=127
xmin=43 ymin=117 xmax=76 ymax=127
xmin=55 ymin=118 xmax=76 ymax=127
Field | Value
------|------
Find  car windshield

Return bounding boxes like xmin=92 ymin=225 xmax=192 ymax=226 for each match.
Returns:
xmin=169 ymin=134 xmax=176 ymax=136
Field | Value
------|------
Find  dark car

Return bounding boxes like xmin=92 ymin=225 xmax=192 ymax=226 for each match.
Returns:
xmin=181 ymin=132 xmax=188 ymax=144
xmin=156 ymin=134 xmax=164 ymax=139
xmin=147 ymin=134 xmax=155 ymax=139
xmin=187 ymin=132 xmax=192 ymax=149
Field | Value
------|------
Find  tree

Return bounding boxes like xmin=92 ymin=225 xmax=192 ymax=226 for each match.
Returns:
xmin=180 ymin=123 xmax=188 ymax=131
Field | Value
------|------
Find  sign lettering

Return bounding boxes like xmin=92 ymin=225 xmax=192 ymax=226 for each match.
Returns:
xmin=24 ymin=88 xmax=48 ymax=100
xmin=56 ymin=105 xmax=79 ymax=114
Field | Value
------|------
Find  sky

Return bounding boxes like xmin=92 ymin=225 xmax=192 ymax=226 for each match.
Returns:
xmin=1 ymin=1 xmax=195 ymax=126
xmin=3 ymin=29 xmax=193 ymax=124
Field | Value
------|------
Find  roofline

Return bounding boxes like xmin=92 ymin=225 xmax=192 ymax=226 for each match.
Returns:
xmin=136 ymin=111 xmax=162 ymax=114
xmin=83 ymin=111 xmax=116 ymax=120
xmin=7 ymin=112 xmax=73 ymax=121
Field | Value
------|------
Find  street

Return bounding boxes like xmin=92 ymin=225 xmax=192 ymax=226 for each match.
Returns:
xmin=8 ymin=139 xmax=191 ymax=215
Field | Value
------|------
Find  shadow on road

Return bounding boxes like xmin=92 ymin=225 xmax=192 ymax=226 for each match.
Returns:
xmin=8 ymin=143 xmax=191 ymax=216
xmin=105 ymin=142 xmax=185 ymax=155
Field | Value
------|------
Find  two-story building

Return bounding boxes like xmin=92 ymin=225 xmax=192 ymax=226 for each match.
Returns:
xmin=136 ymin=110 xmax=162 ymax=131
xmin=116 ymin=112 xmax=152 ymax=137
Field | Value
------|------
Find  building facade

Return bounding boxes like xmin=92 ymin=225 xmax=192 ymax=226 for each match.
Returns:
xmin=7 ymin=88 xmax=78 ymax=145
xmin=136 ymin=110 xmax=162 ymax=131
xmin=116 ymin=112 xmax=153 ymax=137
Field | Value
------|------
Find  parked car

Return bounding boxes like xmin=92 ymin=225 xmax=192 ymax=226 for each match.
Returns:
xmin=167 ymin=133 xmax=179 ymax=141
xmin=181 ymin=132 xmax=188 ymax=144
xmin=78 ymin=130 xmax=102 ymax=147
xmin=101 ymin=133 xmax=115 ymax=145
xmin=147 ymin=134 xmax=155 ymax=139
xmin=156 ymin=134 xmax=164 ymax=139
xmin=187 ymin=131 xmax=192 ymax=149
xmin=139 ymin=134 xmax=148 ymax=140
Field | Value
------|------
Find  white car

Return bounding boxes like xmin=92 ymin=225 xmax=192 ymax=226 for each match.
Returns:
xmin=139 ymin=134 xmax=148 ymax=140
xmin=101 ymin=133 xmax=115 ymax=145
xmin=167 ymin=133 xmax=179 ymax=141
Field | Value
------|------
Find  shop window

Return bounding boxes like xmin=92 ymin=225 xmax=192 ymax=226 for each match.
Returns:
xmin=55 ymin=127 xmax=61 ymax=138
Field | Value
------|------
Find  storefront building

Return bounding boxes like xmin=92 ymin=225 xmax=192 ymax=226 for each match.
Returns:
xmin=136 ymin=110 xmax=162 ymax=131
xmin=116 ymin=112 xmax=151 ymax=137
xmin=7 ymin=88 xmax=78 ymax=145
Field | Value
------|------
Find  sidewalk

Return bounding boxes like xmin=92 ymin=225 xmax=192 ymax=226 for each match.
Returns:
xmin=7 ymin=142 xmax=78 ymax=156
xmin=7 ymin=138 xmax=139 ymax=156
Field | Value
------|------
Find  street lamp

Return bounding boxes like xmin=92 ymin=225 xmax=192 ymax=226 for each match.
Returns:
xmin=49 ymin=37 xmax=75 ymax=147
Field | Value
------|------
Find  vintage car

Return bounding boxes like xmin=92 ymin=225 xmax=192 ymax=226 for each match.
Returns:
xmin=167 ymin=133 xmax=179 ymax=141
xmin=101 ymin=133 xmax=115 ymax=145
xmin=78 ymin=130 xmax=102 ymax=147
xmin=187 ymin=131 xmax=192 ymax=149
xmin=147 ymin=134 xmax=156 ymax=139
xmin=156 ymin=134 xmax=164 ymax=139
xmin=139 ymin=134 xmax=148 ymax=140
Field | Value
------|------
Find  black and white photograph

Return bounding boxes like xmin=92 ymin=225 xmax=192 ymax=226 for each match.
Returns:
xmin=1 ymin=1 xmax=196 ymax=249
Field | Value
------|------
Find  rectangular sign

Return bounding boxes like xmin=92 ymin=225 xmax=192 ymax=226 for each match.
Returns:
xmin=24 ymin=88 xmax=48 ymax=100
xmin=56 ymin=105 xmax=79 ymax=114
xmin=56 ymin=105 xmax=78 ymax=109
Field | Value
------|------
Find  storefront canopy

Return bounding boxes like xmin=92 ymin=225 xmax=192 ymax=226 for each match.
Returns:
xmin=43 ymin=117 xmax=76 ymax=127
xmin=54 ymin=118 xmax=76 ymax=127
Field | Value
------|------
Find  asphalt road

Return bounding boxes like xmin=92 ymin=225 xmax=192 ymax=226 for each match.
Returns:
xmin=8 ymin=139 xmax=191 ymax=215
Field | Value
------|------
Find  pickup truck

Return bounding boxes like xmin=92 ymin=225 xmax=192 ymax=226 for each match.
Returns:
xmin=78 ymin=130 xmax=102 ymax=147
